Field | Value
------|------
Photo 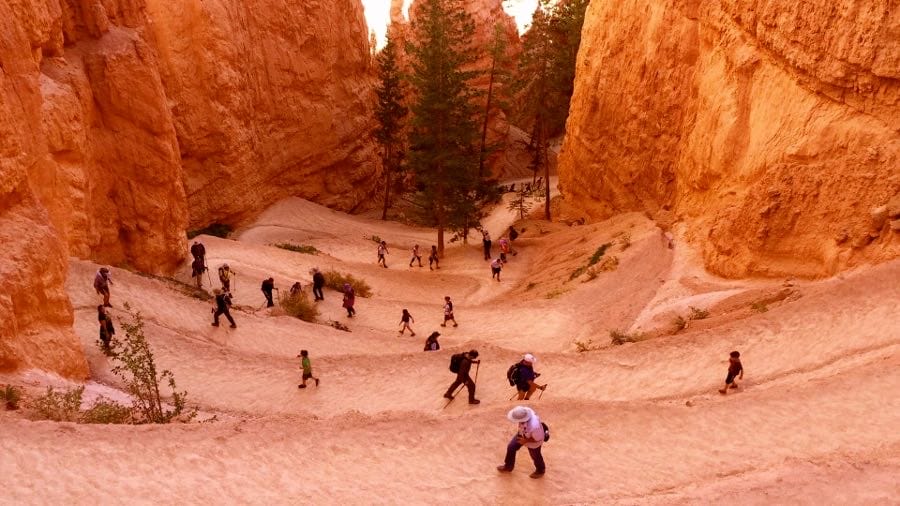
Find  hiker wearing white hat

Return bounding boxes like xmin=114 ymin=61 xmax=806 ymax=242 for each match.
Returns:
xmin=497 ymin=406 xmax=546 ymax=478
xmin=508 ymin=354 xmax=547 ymax=401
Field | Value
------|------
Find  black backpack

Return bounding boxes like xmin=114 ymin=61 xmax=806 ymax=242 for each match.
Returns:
xmin=449 ymin=353 xmax=465 ymax=373
xmin=542 ymin=422 xmax=550 ymax=442
xmin=510 ymin=228 xmax=519 ymax=240
xmin=506 ymin=363 xmax=521 ymax=386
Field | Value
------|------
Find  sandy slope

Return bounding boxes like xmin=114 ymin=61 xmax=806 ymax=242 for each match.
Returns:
xmin=1 ymin=197 xmax=898 ymax=505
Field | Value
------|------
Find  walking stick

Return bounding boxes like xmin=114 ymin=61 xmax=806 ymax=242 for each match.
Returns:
xmin=442 ymin=383 xmax=467 ymax=409
xmin=539 ymin=384 xmax=547 ymax=400
xmin=509 ymin=391 xmax=518 ymax=401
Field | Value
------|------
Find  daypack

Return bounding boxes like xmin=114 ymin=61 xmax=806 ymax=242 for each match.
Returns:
xmin=510 ymin=228 xmax=519 ymax=241
xmin=506 ymin=363 xmax=521 ymax=386
xmin=449 ymin=353 xmax=465 ymax=373
xmin=542 ymin=422 xmax=550 ymax=442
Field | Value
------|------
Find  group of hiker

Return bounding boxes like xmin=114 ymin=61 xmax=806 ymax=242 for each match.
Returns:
xmin=377 ymin=241 xmax=440 ymax=271
xmin=483 ymin=226 xmax=519 ymax=282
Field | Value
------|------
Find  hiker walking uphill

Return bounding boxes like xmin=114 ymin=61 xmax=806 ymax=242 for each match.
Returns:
xmin=719 ymin=351 xmax=744 ymax=394
xmin=482 ymin=229 xmax=492 ymax=261
xmin=190 ymin=240 xmax=206 ymax=265
xmin=423 ymin=332 xmax=440 ymax=351
xmin=409 ymin=244 xmax=423 ymax=268
xmin=440 ymin=296 xmax=458 ymax=327
xmin=491 ymin=258 xmax=503 ymax=282
xmin=261 ymin=277 xmax=275 ymax=308
xmin=497 ymin=406 xmax=547 ymax=478
xmin=377 ymin=240 xmax=389 ymax=268
xmin=211 ymin=289 xmax=236 ymax=328
xmin=218 ymin=264 xmax=235 ymax=293
xmin=508 ymin=354 xmax=546 ymax=400
xmin=311 ymin=268 xmax=325 ymax=301
xmin=289 ymin=282 xmax=302 ymax=297
xmin=93 ymin=267 xmax=113 ymax=307
xmin=399 ymin=309 xmax=415 ymax=336
xmin=342 ymin=283 xmax=356 ymax=317
xmin=508 ymin=225 xmax=519 ymax=256
xmin=297 ymin=350 xmax=320 ymax=388
xmin=498 ymin=238 xmax=509 ymax=264
xmin=191 ymin=257 xmax=207 ymax=288
xmin=428 ymin=245 xmax=439 ymax=270
xmin=97 ymin=305 xmax=115 ymax=350
xmin=444 ymin=350 xmax=480 ymax=405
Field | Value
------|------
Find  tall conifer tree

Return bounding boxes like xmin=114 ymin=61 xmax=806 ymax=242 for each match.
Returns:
xmin=374 ymin=34 xmax=408 ymax=220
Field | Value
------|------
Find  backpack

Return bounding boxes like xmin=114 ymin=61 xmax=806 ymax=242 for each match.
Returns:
xmin=542 ymin=422 xmax=550 ymax=442
xmin=510 ymin=228 xmax=519 ymax=240
xmin=449 ymin=353 xmax=465 ymax=373
xmin=506 ymin=363 xmax=521 ymax=386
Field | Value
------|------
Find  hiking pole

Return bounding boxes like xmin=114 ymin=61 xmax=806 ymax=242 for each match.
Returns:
xmin=539 ymin=385 xmax=547 ymax=400
xmin=442 ymin=383 xmax=468 ymax=409
xmin=509 ymin=391 xmax=518 ymax=401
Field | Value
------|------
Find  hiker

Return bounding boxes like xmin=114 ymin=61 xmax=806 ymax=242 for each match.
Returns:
xmin=507 ymin=226 xmax=519 ymax=256
xmin=444 ymin=349 xmax=480 ymax=404
xmin=498 ymin=238 xmax=509 ymax=263
xmin=719 ymin=351 xmax=743 ymax=395
xmin=211 ymin=289 xmax=236 ymax=328
xmin=290 ymin=282 xmax=302 ymax=297
xmin=424 ymin=331 xmax=440 ymax=351
xmin=377 ymin=240 xmax=389 ymax=268
xmin=482 ymin=230 xmax=492 ymax=261
xmin=191 ymin=257 xmax=206 ymax=288
xmin=218 ymin=264 xmax=234 ymax=292
xmin=97 ymin=305 xmax=115 ymax=349
xmin=311 ymin=268 xmax=325 ymax=301
xmin=342 ymin=283 xmax=356 ymax=317
xmin=93 ymin=267 xmax=113 ymax=307
xmin=261 ymin=277 xmax=275 ymax=307
xmin=511 ymin=354 xmax=546 ymax=400
xmin=428 ymin=245 xmax=439 ymax=270
xmin=491 ymin=257 xmax=503 ymax=282
xmin=399 ymin=309 xmax=415 ymax=336
xmin=190 ymin=240 xmax=206 ymax=264
xmin=497 ymin=406 xmax=546 ymax=478
xmin=297 ymin=350 xmax=320 ymax=388
xmin=440 ymin=296 xmax=458 ymax=327
xmin=409 ymin=244 xmax=423 ymax=268
xmin=535 ymin=176 xmax=543 ymax=190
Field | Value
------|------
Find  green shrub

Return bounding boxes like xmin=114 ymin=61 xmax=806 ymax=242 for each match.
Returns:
xmin=588 ymin=242 xmax=613 ymax=267
xmin=31 ymin=386 xmax=84 ymax=422
xmin=368 ymin=234 xmax=383 ymax=244
xmin=610 ymin=329 xmax=643 ymax=346
xmin=187 ymin=223 xmax=232 ymax=239
xmin=274 ymin=243 xmax=319 ymax=255
xmin=2 ymin=385 xmax=22 ymax=410
xmin=81 ymin=397 xmax=133 ymax=424
xmin=689 ymin=306 xmax=710 ymax=320
xmin=279 ymin=291 xmax=319 ymax=323
xmin=323 ymin=270 xmax=372 ymax=298
xmin=574 ymin=339 xmax=601 ymax=353
xmin=330 ymin=320 xmax=351 ymax=332
xmin=673 ymin=316 xmax=687 ymax=332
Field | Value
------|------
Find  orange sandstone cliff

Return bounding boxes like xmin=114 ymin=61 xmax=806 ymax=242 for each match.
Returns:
xmin=558 ymin=0 xmax=900 ymax=278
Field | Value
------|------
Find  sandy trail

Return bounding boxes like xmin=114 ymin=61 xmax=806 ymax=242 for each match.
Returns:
xmin=3 ymin=197 xmax=898 ymax=504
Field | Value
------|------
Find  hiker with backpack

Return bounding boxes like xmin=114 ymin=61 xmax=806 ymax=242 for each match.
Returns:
xmin=211 ymin=289 xmax=236 ymax=328
xmin=508 ymin=354 xmax=546 ymax=400
xmin=97 ymin=305 xmax=115 ymax=350
xmin=311 ymin=267 xmax=325 ymax=301
xmin=93 ymin=267 xmax=113 ymax=308
xmin=498 ymin=238 xmax=509 ymax=264
xmin=377 ymin=240 xmax=389 ymax=268
xmin=190 ymin=240 xmax=206 ymax=265
xmin=218 ymin=264 xmax=234 ymax=292
xmin=423 ymin=332 xmax=440 ymax=351
xmin=440 ymin=296 xmax=458 ymax=327
xmin=428 ymin=245 xmax=439 ymax=270
xmin=482 ymin=230 xmax=492 ymax=261
xmin=342 ymin=283 xmax=356 ymax=317
xmin=289 ymin=282 xmax=302 ymax=297
xmin=444 ymin=350 xmax=480 ymax=404
xmin=508 ymin=226 xmax=519 ymax=256
xmin=399 ymin=309 xmax=415 ymax=336
xmin=191 ymin=257 xmax=207 ymax=288
xmin=261 ymin=277 xmax=275 ymax=308
xmin=497 ymin=406 xmax=547 ymax=478
xmin=491 ymin=258 xmax=503 ymax=282
xmin=409 ymin=244 xmax=423 ymax=268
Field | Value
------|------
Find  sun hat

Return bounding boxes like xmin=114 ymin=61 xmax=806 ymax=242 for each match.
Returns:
xmin=507 ymin=406 xmax=534 ymax=423
xmin=523 ymin=353 xmax=536 ymax=364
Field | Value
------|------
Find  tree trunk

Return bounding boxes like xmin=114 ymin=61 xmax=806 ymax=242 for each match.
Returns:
xmin=544 ymin=130 xmax=551 ymax=221
xmin=478 ymin=57 xmax=496 ymax=179
xmin=381 ymin=145 xmax=392 ymax=220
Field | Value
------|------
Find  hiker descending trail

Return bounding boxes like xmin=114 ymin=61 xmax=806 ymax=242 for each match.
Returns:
xmin=482 ymin=229 xmax=492 ymax=260
xmin=444 ymin=350 xmax=480 ymax=405
xmin=297 ymin=350 xmax=320 ymax=389
xmin=191 ymin=258 xmax=207 ymax=288
xmin=342 ymin=283 xmax=356 ymax=317
xmin=377 ymin=240 xmax=389 ymax=268
xmin=509 ymin=354 xmax=546 ymax=400
xmin=261 ymin=277 xmax=275 ymax=308
xmin=190 ymin=240 xmax=206 ymax=265
xmin=428 ymin=245 xmax=439 ymax=270
xmin=311 ymin=268 xmax=325 ymax=301
xmin=399 ymin=309 xmax=415 ymax=336
xmin=423 ymin=332 xmax=440 ymax=351
xmin=218 ymin=264 xmax=234 ymax=293
xmin=719 ymin=351 xmax=744 ymax=395
xmin=491 ymin=258 xmax=503 ymax=282
xmin=409 ymin=244 xmax=423 ymax=268
xmin=497 ymin=406 xmax=546 ymax=479
xmin=97 ymin=305 xmax=114 ymax=350
xmin=441 ymin=296 xmax=458 ymax=327
xmin=211 ymin=289 xmax=236 ymax=328
xmin=93 ymin=267 xmax=113 ymax=307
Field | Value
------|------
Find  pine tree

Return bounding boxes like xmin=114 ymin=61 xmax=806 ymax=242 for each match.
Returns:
xmin=406 ymin=0 xmax=483 ymax=255
xmin=478 ymin=23 xmax=513 ymax=179
xmin=374 ymin=34 xmax=408 ymax=220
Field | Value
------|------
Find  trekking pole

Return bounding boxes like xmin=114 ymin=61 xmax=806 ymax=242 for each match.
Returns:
xmin=206 ymin=267 xmax=213 ymax=288
xmin=509 ymin=392 xmax=518 ymax=401
xmin=442 ymin=383 xmax=468 ymax=409
xmin=539 ymin=384 xmax=547 ymax=400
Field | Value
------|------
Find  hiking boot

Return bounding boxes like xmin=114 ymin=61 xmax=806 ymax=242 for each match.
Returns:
xmin=211 ymin=322 xmax=219 ymax=327
xmin=496 ymin=466 xmax=513 ymax=473
xmin=104 ymin=303 xmax=113 ymax=308
xmin=718 ymin=389 xmax=727 ymax=395
xmin=230 ymin=324 xmax=237 ymax=328
xmin=298 ymin=384 xmax=307 ymax=389
xmin=730 ymin=384 xmax=738 ymax=389
xmin=469 ymin=399 xmax=480 ymax=405
xmin=529 ymin=471 xmax=545 ymax=479
xmin=443 ymin=393 xmax=454 ymax=399
xmin=453 ymin=323 xmax=459 ymax=327
xmin=440 ymin=324 xmax=446 ymax=327
xmin=411 ymin=333 xmax=416 ymax=336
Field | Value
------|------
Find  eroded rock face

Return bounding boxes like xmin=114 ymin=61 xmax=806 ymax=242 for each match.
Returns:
xmin=559 ymin=0 xmax=900 ymax=278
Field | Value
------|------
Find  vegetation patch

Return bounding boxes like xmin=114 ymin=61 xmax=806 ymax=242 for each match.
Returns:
xmin=31 ymin=386 xmax=84 ymax=422
xmin=689 ymin=306 xmax=710 ymax=320
xmin=544 ymin=288 xmax=569 ymax=300
xmin=274 ymin=243 xmax=319 ymax=255
xmin=569 ymin=265 xmax=587 ymax=281
xmin=279 ymin=291 xmax=319 ymax=323
xmin=610 ymin=329 xmax=644 ymax=346
xmin=673 ymin=316 xmax=687 ymax=332
xmin=329 ymin=320 xmax=351 ymax=332
xmin=323 ymin=270 xmax=373 ymax=298
xmin=574 ymin=339 xmax=602 ymax=353
xmin=587 ymin=242 xmax=613 ymax=267
xmin=80 ymin=396 xmax=134 ymax=424
xmin=368 ymin=234 xmax=383 ymax=244
xmin=2 ymin=385 xmax=22 ymax=410
xmin=525 ymin=282 xmax=538 ymax=291
xmin=751 ymin=301 xmax=769 ymax=313
xmin=618 ymin=233 xmax=632 ymax=250
xmin=187 ymin=223 xmax=232 ymax=239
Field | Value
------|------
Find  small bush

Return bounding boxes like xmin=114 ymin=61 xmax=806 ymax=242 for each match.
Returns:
xmin=673 ymin=316 xmax=687 ymax=332
xmin=544 ymin=289 xmax=568 ymax=300
xmin=2 ymin=385 xmax=22 ymax=410
xmin=279 ymin=291 xmax=319 ymax=323
xmin=689 ymin=306 xmax=710 ymax=320
xmin=619 ymin=233 xmax=632 ymax=250
xmin=81 ymin=397 xmax=133 ymax=424
xmin=31 ymin=386 xmax=84 ymax=422
xmin=610 ymin=329 xmax=643 ymax=346
xmin=751 ymin=301 xmax=769 ymax=313
xmin=597 ymin=255 xmax=619 ymax=272
xmin=368 ymin=234 xmax=383 ymax=244
xmin=323 ymin=270 xmax=372 ymax=298
xmin=330 ymin=320 xmax=351 ymax=332
xmin=588 ymin=243 xmax=613 ymax=267
xmin=575 ymin=339 xmax=601 ymax=353
xmin=187 ymin=223 xmax=232 ymax=239
xmin=525 ymin=282 xmax=537 ymax=291
xmin=569 ymin=266 xmax=587 ymax=281
xmin=274 ymin=243 xmax=319 ymax=255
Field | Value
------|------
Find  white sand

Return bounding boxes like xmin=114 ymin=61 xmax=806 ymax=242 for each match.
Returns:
xmin=1 ymin=197 xmax=898 ymax=504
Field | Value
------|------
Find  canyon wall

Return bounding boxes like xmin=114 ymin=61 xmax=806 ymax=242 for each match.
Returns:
xmin=558 ymin=0 xmax=900 ymax=278
xmin=0 ymin=0 xmax=379 ymax=377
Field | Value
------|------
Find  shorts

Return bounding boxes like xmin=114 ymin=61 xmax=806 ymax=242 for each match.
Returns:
xmin=444 ymin=313 xmax=454 ymax=321
xmin=726 ymin=372 xmax=737 ymax=384
xmin=492 ymin=267 xmax=501 ymax=274
xmin=303 ymin=372 xmax=313 ymax=380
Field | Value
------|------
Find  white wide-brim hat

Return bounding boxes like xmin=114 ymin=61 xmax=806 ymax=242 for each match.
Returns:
xmin=507 ymin=406 xmax=534 ymax=423
xmin=523 ymin=353 xmax=536 ymax=364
